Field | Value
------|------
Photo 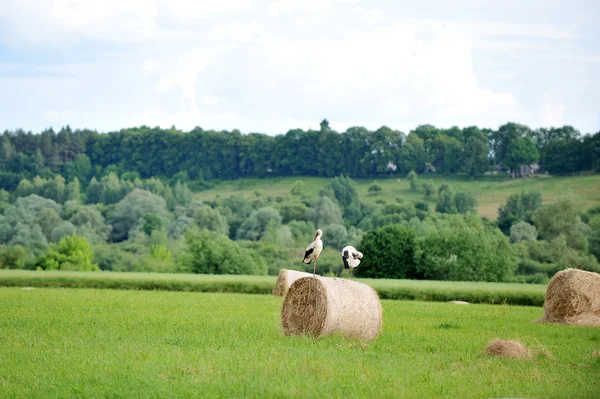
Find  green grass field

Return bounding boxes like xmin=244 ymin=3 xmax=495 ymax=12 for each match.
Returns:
xmin=194 ymin=174 xmax=600 ymax=219
xmin=0 ymin=288 xmax=597 ymax=398
xmin=0 ymin=270 xmax=547 ymax=306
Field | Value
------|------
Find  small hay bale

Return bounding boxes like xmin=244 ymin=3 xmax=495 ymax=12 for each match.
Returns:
xmin=449 ymin=300 xmax=469 ymax=305
xmin=281 ymin=276 xmax=382 ymax=341
xmin=486 ymin=339 xmax=530 ymax=359
xmin=272 ymin=269 xmax=315 ymax=296
xmin=541 ymin=268 xmax=600 ymax=326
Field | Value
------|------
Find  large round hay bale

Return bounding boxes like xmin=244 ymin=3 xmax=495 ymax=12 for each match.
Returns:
xmin=281 ymin=276 xmax=383 ymax=341
xmin=272 ymin=269 xmax=315 ymax=296
xmin=486 ymin=339 xmax=530 ymax=359
xmin=542 ymin=268 xmax=600 ymax=326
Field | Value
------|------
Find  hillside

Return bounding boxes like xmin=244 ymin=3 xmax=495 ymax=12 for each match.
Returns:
xmin=194 ymin=174 xmax=600 ymax=220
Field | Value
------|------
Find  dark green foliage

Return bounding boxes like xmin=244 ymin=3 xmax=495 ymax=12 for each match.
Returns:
xmin=325 ymin=175 xmax=363 ymax=224
xmin=454 ymin=192 xmax=477 ymax=214
xmin=497 ymin=191 xmax=542 ymax=234
xmin=37 ymin=234 xmax=99 ymax=271
xmin=415 ymin=215 xmax=516 ymax=282
xmin=407 ymin=171 xmax=418 ymax=191
xmin=357 ymin=224 xmax=420 ymax=279
xmin=109 ymin=189 xmax=170 ymax=242
xmin=184 ymin=230 xmax=267 ymax=275
xmin=236 ymin=207 xmax=282 ymax=241
xmin=504 ymin=136 xmax=539 ymax=175
xmin=0 ymin=124 xmax=597 ymax=188
xmin=510 ymin=221 xmax=537 ymax=243
xmin=278 ymin=202 xmax=312 ymax=224
xmin=435 ymin=186 xmax=456 ymax=214
xmin=142 ymin=213 xmax=165 ymax=236
xmin=422 ymin=182 xmax=434 ymax=199
xmin=0 ymin=245 xmax=28 ymax=269
xmin=310 ymin=196 xmax=343 ymax=227
xmin=368 ymin=184 xmax=382 ymax=195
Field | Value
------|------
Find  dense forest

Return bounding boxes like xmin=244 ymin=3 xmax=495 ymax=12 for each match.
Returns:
xmin=0 ymin=121 xmax=599 ymax=283
xmin=1 ymin=121 xmax=599 ymax=190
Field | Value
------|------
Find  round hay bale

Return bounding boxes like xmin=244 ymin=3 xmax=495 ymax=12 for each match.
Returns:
xmin=449 ymin=300 xmax=469 ymax=305
xmin=281 ymin=276 xmax=382 ymax=341
xmin=272 ymin=269 xmax=315 ymax=296
xmin=541 ymin=268 xmax=600 ymax=326
xmin=486 ymin=339 xmax=530 ymax=359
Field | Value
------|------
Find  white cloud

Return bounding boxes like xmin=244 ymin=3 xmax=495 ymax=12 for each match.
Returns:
xmin=199 ymin=96 xmax=220 ymax=105
xmin=166 ymin=0 xmax=253 ymax=19
xmin=541 ymin=94 xmax=565 ymax=127
xmin=143 ymin=59 xmax=162 ymax=72
xmin=1 ymin=0 xmax=598 ymax=134
xmin=42 ymin=109 xmax=76 ymax=123
xmin=157 ymin=49 xmax=213 ymax=102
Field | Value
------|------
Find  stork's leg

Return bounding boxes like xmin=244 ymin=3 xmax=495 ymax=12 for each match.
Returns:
xmin=313 ymin=258 xmax=317 ymax=277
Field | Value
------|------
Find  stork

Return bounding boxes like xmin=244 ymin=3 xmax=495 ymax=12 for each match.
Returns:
xmin=302 ymin=229 xmax=323 ymax=276
xmin=341 ymin=245 xmax=363 ymax=277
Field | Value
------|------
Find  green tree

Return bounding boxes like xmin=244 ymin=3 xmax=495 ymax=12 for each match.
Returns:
xmin=415 ymin=215 xmax=516 ymax=282
xmin=184 ymin=230 xmax=267 ymax=275
xmin=237 ymin=207 xmax=282 ymax=241
xmin=435 ymin=186 xmax=457 ymax=214
xmin=454 ymin=192 xmax=477 ymax=214
xmin=504 ymin=137 xmax=539 ymax=177
xmin=310 ymin=196 xmax=343 ymax=228
xmin=462 ymin=135 xmax=489 ymax=177
xmin=407 ymin=171 xmax=418 ymax=191
xmin=531 ymin=195 xmax=581 ymax=241
xmin=290 ymin=180 xmax=306 ymax=196
xmin=109 ymin=189 xmax=170 ymax=242
xmin=0 ymin=245 xmax=28 ymax=269
xmin=37 ymin=234 xmax=99 ymax=271
xmin=496 ymin=191 xmax=542 ymax=234
xmin=193 ymin=205 xmax=229 ymax=236
xmin=510 ymin=221 xmax=537 ymax=243
xmin=368 ymin=184 xmax=382 ymax=195
xmin=422 ymin=182 xmax=434 ymax=199
xmin=357 ymin=224 xmax=420 ymax=279
xmin=322 ymin=223 xmax=348 ymax=250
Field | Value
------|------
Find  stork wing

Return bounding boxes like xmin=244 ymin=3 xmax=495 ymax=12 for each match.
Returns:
xmin=303 ymin=247 xmax=314 ymax=263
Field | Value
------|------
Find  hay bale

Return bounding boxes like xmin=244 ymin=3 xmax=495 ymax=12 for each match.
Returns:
xmin=541 ymin=268 xmax=600 ymax=326
xmin=486 ymin=339 xmax=530 ymax=359
xmin=272 ymin=269 xmax=315 ymax=296
xmin=449 ymin=300 xmax=469 ymax=305
xmin=281 ymin=276 xmax=382 ymax=341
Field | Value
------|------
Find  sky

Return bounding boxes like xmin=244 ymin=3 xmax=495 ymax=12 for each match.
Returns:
xmin=0 ymin=0 xmax=599 ymax=135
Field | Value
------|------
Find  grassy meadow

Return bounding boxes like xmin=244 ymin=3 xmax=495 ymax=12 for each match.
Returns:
xmin=194 ymin=174 xmax=600 ymax=219
xmin=0 ymin=287 xmax=598 ymax=398
xmin=0 ymin=270 xmax=547 ymax=306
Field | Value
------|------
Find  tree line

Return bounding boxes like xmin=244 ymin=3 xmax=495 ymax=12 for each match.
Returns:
xmin=1 ymin=121 xmax=599 ymax=191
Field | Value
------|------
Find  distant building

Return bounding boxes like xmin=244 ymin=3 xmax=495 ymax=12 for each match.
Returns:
xmin=424 ymin=163 xmax=436 ymax=173
xmin=520 ymin=163 xmax=540 ymax=177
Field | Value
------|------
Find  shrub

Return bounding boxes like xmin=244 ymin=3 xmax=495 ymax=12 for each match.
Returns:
xmin=415 ymin=215 xmax=516 ymax=282
xmin=510 ymin=221 xmax=537 ymax=243
xmin=357 ymin=224 xmax=420 ymax=279
xmin=0 ymin=245 xmax=28 ymax=269
xmin=368 ymin=184 xmax=382 ymax=195
xmin=407 ymin=171 xmax=418 ymax=191
xmin=37 ymin=234 xmax=99 ymax=271
xmin=185 ymin=230 xmax=267 ymax=275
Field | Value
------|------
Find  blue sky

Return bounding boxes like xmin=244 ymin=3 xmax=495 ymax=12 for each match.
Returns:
xmin=1 ymin=0 xmax=598 ymax=135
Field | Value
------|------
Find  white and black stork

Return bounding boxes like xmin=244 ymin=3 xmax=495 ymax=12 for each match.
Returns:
xmin=302 ymin=229 xmax=323 ymax=276
xmin=341 ymin=245 xmax=363 ymax=277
